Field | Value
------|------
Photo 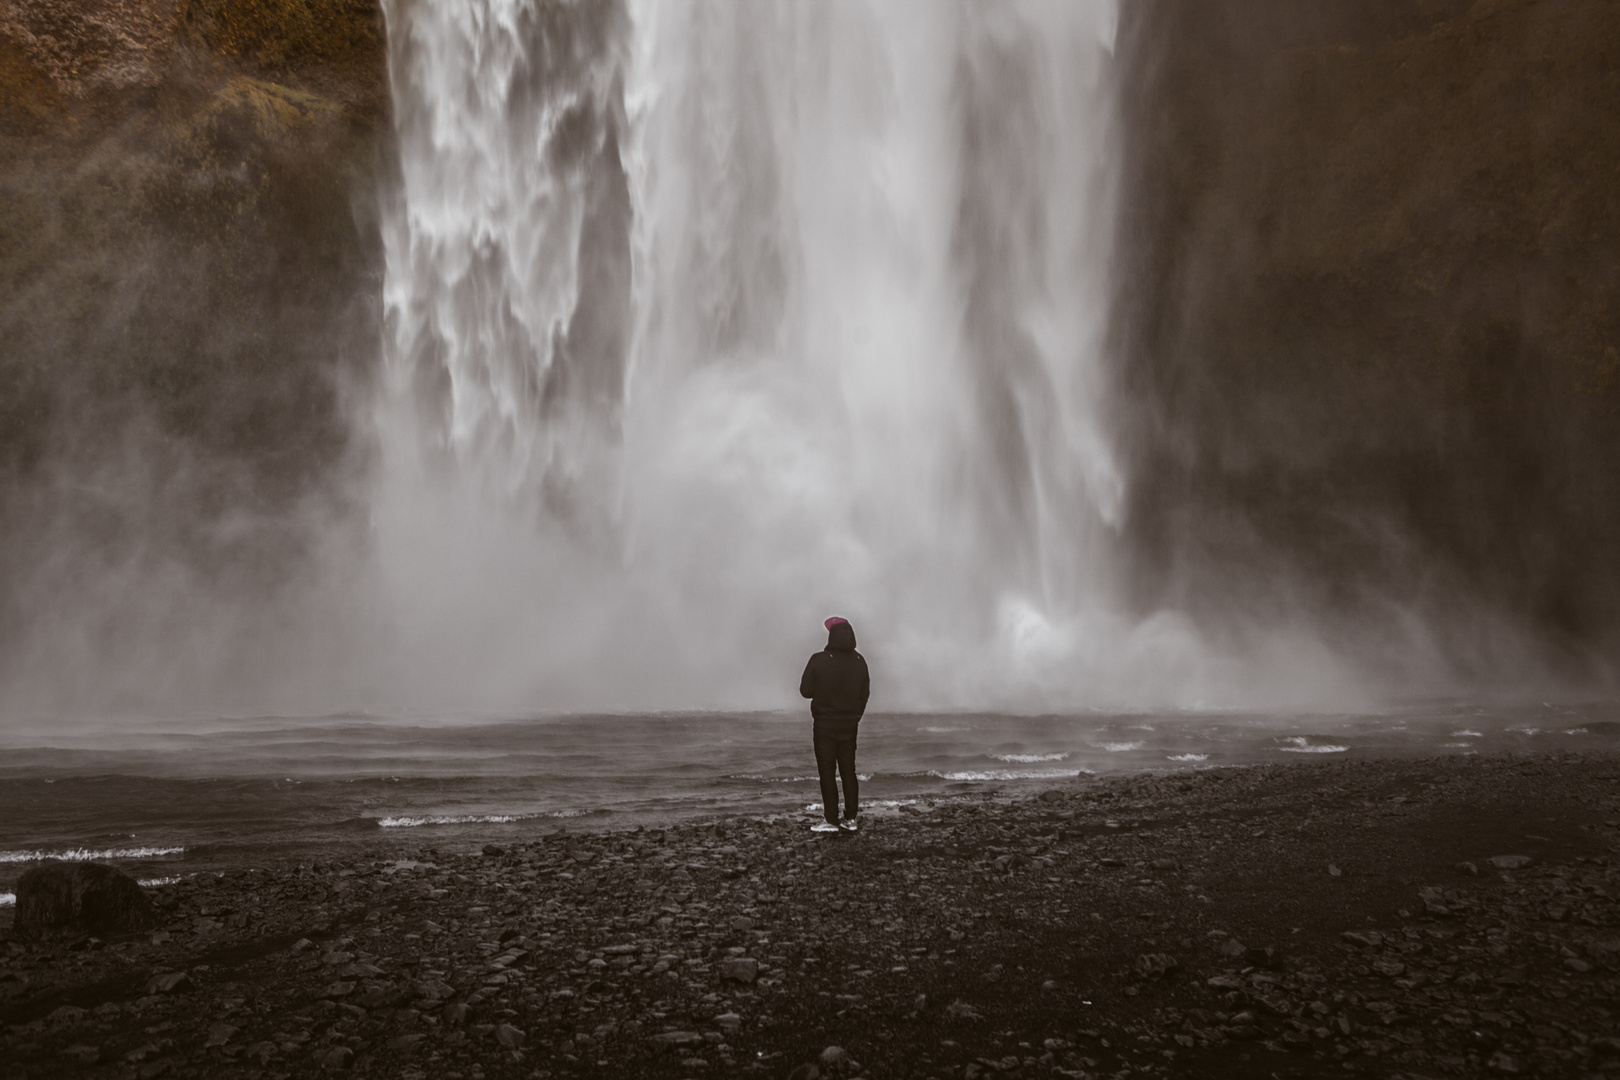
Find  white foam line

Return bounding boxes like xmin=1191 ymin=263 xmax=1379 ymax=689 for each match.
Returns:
xmin=1098 ymin=742 xmax=1144 ymax=752
xmin=993 ymin=753 xmax=1069 ymax=763
xmin=929 ymin=769 xmax=1080 ymax=781
xmin=1167 ymin=753 xmax=1208 ymax=762
xmin=377 ymin=809 xmax=590 ymax=828
xmin=0 ymin=845 xmax=184 ymax=864
xmin=1277 ymin=745 xmax=1349 ymax=754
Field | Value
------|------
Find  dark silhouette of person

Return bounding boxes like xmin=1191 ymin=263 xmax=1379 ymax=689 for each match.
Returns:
xmin=799 ymin=616 xmax=870 ymax=831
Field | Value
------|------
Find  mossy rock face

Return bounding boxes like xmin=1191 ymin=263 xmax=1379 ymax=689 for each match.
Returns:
xmin=0 ymin=1 xmax=388 ymax=618
xmin=186 ymin=0 xmax=381 ymax=71
xmin=181 ymin=0 xmax=387 ymax=117
xmin=204 ymin=75 xmax=345 ymax=143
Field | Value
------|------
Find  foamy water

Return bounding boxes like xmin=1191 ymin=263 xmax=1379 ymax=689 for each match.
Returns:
xmin=0 ymin=845 xmax=184 ymax=864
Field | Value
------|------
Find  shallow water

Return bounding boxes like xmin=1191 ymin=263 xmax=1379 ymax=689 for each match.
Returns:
xmin=1 ymin=700 xmax=1615 ymax=897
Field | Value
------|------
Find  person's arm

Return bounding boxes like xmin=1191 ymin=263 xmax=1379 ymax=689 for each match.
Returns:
xmin=857 ymin=656 xmax=870 ymax=714
xmin=799 ymin=655 xmax=818 ymax=699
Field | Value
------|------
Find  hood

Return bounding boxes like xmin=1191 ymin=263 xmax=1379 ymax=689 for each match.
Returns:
xmin=826 ymin=620 xmax=857 ymax=652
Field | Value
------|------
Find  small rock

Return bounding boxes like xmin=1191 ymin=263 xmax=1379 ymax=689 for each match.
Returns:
xmin=496 ymin=1023 xmax=526 ymax=1048
xmin=442 ymin=1002 xmax=471 ymax=1025
xmin=1134 ymin=953 xmax=1179 ymax=979
xmin=126 ymin=1043 xmax=161 ymax=1063
xmin=320 ymin=1045 xmax=354 ymax=1071
xmin=820 ymin=1045 xmax=850 ymax=1069
xmin=648 ymin=1030 xmax=703 ymax=1049
xmin=14 ymin=862 xmax=157 ymax=941
xmin=144 ymin=971 xmax=196 ymax=995
xmin=482 ymin=844 xmax=506 ymax=857
xmin=319 ymin=981 xmax=356 ymax=999
xmin=730 ymin=916 xmax=755 ymax=932
xmin=354 ymin=985 xmax=401 ymax=1010
xmin=714 ymin=1012 xmax=742 ymax=1034
xmin=1372 ymin=959 xmax=1405 ymax=977
xmin=1328 ymin=863 xmax=1342 ymax=877
xmin=203 ymin=1024 xmax=237 ymax=1048
xmin=1564 ymin=957 xmax=1592 ymax=973
xmin=1150 ymin=858 xmax=1178 ymax=871
xmin=414 ymin=978 xmax=454 ymax=1002
xmin=786 ymin=1066 xmax=821 ymax=1080
xmin=1213 ymin=937 xmax=1246 ymax=960
xmin=387 ymin=1034 xmax=426 ymax=1050
xmin=1245 ymin=945 xmax=1279 ymax=968
xmin=1486 ymin=1051 xmax=1519 ymax=1073
xmin=1417 ymin=885 xmax=1451 ymax=915
xmin=1454 ymin=861 xmax=1479 ymax=876
xmin=944 ymin=999 xmax=982 ymax=1022
xmin=62 ymin=1044 xmax=101 ymax=1065
xmin=1340 ymin=930 xmax=1383 ymax=947
xmin=718 ymin=956 xmax=759 ymax=984
xmin=1487 ymin=855 xmax=1531 ymax=870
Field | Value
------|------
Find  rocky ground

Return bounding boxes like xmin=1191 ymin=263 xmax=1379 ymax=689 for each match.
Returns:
xmin=2 ymin=751 xmax=1619 ymax=1079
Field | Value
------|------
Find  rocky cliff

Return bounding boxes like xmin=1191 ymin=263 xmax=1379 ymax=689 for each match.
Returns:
xmin=1113 ymin=0 xmax=1620 ymax=680
xmin=0 ymin=0 xmax=387 ymax=597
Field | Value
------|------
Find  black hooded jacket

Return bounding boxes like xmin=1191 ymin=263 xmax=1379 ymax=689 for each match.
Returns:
xmin=799 ymin=621 xmax=870 ymax=734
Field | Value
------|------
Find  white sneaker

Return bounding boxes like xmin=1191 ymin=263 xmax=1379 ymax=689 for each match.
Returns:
xmin=811 ymin=821 xmax=841 ymax=833
xmin=840 ymin=817 xmax=860 ymax=832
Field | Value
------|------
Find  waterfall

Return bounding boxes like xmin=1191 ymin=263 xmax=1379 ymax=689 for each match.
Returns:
xmin=368 ymin=0 xmax=1174 ymax=711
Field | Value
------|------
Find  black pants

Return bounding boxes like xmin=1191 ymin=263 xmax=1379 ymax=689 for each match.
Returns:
xmin=813 ymin=728 xmax=858 ymax=824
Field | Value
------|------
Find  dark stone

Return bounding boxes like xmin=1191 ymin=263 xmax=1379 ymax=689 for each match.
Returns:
xmin=144 ymin=971 xmax=196 ymax=995
xmin=1134 ymin=952 xmax=1181 ymax=979
xmin=320 ymin=1045 xmax=354 ymax=1071
xmin=14 ymin=862 xmax=157 ymax=941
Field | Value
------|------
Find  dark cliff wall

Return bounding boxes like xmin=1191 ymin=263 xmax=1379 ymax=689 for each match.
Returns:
xmin=1112 ymin=0 xmax=1620 ymax=681
xmin=0 ymin=0 xmax=388 ymax=601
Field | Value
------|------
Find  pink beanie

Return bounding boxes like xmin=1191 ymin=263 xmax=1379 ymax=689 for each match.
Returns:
xmin=824 ymin=616 xmax=849 ymax=630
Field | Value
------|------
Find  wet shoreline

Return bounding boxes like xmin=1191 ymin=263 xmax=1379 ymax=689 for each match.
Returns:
xmin=3 ymin=750 xmax=1619 ymax=1078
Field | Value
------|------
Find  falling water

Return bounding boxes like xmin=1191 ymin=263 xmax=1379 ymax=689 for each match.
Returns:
xmin=366 ymin=0 xmax=1217 ymax=712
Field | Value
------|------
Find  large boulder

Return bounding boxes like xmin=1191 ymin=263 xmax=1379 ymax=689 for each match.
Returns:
xmin=13 ymin=862 xmax=157 ymax=941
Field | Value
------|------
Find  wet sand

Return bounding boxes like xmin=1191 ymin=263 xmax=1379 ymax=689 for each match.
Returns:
xmin=3 ymin=751 xmax=1618 ymax=1079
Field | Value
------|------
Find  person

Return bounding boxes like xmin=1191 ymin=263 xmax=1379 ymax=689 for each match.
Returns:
xmin=799 ymin=616 xmax=870 ymax=832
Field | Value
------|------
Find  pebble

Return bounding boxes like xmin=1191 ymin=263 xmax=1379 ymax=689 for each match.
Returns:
xmin=717 ymin=956 xmax=759 ymax=983
xmin=320 ymin=1045 xmax=354 ymax=1071
xmin=1489 ymin=854 xmax=1533 ymax=869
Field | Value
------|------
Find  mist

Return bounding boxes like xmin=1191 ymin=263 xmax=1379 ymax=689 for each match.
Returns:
xmin=2 ymin=0 xmax=1616 ymax=726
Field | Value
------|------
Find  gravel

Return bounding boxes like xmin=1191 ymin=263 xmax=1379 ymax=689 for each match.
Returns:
xmin=1 ymin=750 xmax=1617 ymax=1078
